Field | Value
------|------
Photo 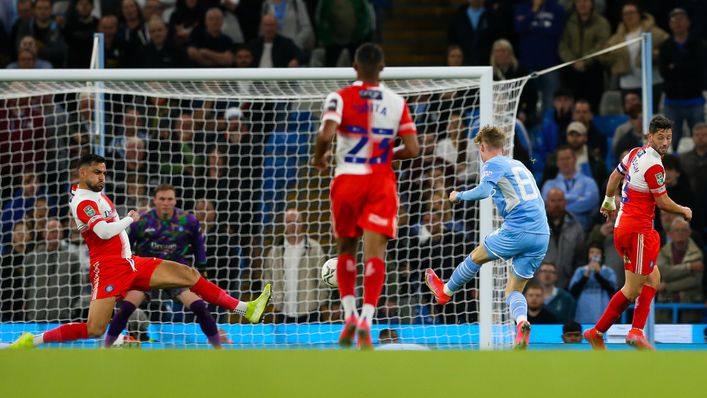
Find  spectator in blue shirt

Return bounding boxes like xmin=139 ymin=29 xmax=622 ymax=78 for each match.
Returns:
xmin=514 ymin=0 xmax=567 ymax=113
xmin=569 ymin=243 xmax=617 ymax=324
xmin=541 ymin=121 xmax=608 ymax=192
xmin=541 ymin=145 xmax=599 ymax=231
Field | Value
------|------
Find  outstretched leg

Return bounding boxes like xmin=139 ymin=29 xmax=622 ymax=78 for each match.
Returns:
xmin=425 ymin=244 xmax=490 ymax=304
xmin=147 ymin=260 xmax=270 ymax=324
xmin=12 ymin=297 xmax=116 ymax=348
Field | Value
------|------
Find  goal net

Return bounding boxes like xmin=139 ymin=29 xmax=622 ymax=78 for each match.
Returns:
xmin=0 ymin=68 xmax=528 ymax=349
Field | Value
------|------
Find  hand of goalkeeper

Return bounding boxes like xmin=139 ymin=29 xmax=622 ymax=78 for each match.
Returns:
xmin=600 ymin=195 xmax=617 ymax=219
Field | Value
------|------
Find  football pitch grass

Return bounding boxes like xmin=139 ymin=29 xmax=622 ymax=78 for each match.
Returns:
xmin=2 ymin=349 xmax=706 ymax=398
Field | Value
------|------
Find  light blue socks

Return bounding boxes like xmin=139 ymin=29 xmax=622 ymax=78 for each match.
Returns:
xmin=506 ymin=291 xmax=528 ymax=324
xmin=446 ymin=255 xmax=482 ymax=294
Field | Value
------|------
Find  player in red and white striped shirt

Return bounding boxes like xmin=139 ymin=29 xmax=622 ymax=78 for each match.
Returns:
xmin=10 ymin=154 xmax=271 ymax=348
xmin=584 ymin=115 xmax=692 ymax=350
xmin=312 ymin=43 xmax=420 ymax=349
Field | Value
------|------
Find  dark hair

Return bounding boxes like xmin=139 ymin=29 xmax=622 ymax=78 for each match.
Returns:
xmin=78 ymin=153 xmax=106 ymax=168
xmin=354 ymin=43 xmax=385 ymax=75
xmin=627 ymin=103 xmax=642 ymax=119
xmin=587 ymin=242 xmax=603 ymax=253
xmin=120 ymin=0 xmax=145 ymax=24
xmin=574 ymin=98 xmax=592 ymax=112
xmin=555 ymin=144 xmax=575 ymax=156
xmin=153 ymin=183 xmax=176 ymax=197
xmin=525 ymin=281 xmax=544 ymax=292
xmin=622 ymin=1 xmax=645 ymax=20
xmin=553 ymin=87 xmax=574 ymax=99
xmin=446 ymin=45 xmax=462 ymax=56
xmin=378 ymin=328 xmax=399 ymax=343
xmin=661 ymin=154 xmax=682 ymax=172
xmin=649 ymin=115 xmax=673 ymax=134
xmin=234 ymin=45 xmax=252 ymax=54
xmin=563 ymin=321 xmax=582 ymax=334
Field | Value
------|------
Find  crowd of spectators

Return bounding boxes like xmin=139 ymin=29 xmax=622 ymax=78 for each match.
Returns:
xmin=0 ymin=0 xmax=379 ymax=69
xmin=1 ymin=0 xmax=707 ymax=327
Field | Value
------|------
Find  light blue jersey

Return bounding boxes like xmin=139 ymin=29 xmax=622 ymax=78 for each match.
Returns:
xmin=479 ymin=156 xmax=549 ymax=235
xmin=457 ymin=155 xmax=550 ymax=279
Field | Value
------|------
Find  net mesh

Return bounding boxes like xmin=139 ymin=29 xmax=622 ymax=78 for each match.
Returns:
xmin=0 ymin=74 xmax=528 ymax=349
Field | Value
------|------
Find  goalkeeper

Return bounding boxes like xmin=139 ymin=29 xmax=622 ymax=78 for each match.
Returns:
xmin=104 ymin=184 xmax=223 ymax=348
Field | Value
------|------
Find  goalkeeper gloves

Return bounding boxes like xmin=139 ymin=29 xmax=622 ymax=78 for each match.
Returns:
xmin=601 ymin=195 xmax=616 ymax=211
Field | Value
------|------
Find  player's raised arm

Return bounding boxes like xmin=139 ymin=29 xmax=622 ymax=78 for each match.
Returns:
xmin=76 ymin=199 xmax=136 ymax=240
xmin=449 ymin=181 xmax=494 ymax=204
xmin=93 ymin=211 xmax=138 ymax=240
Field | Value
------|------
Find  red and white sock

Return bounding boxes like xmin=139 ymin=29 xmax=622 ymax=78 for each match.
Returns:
xmin=40 ymin=323 xmax=89 ymax=345
xmin=360 ymin=257 xmax=386 ymax=324
xmin=337 ymin=254 xmax=357 ymax=319
xmin=632 ymin=285 xmax=657 ymax=330
xmin=191 ymin=276 xmax=241 ymax=312
xmin=596 ymin=290 xmax=631 ymax=333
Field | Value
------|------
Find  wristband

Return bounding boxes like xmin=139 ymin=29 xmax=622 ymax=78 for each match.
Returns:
xmin=601 ymin=195 xmax=616 ymax=211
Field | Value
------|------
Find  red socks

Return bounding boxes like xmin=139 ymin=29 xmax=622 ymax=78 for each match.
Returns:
xmin=632 ymin=285 xmax=657 ymax=329
xmin=43 ymin=323 xmax=89 ymax=343
xmin=363 ymin=257 xmax=386 ymax=307
xmin=596 ymin=290 xmax=631 ymax=333
xmin=337 ymin=254 xmax=357 ymax=298
xmin=191 ymin=276 xmax=239 ymax=311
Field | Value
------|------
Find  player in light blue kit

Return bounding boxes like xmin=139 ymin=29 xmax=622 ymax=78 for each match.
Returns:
xmin=424 ymin=126 xmax=550 ymax=349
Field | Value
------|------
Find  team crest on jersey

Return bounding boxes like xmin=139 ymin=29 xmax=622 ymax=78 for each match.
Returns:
xmin=84 ymin=206 xmax=96 ymax=217
xmin=326 ymin=98 xmax=338 ymax=111
xmin=655 ymin=172 xmax=665 ymax=186
xmin=359 ymin=89 xmax=383 ymax=100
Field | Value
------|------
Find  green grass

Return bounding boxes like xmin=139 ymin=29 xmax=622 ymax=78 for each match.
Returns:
xmin=1 ymin=350 xmax=706 ymax=397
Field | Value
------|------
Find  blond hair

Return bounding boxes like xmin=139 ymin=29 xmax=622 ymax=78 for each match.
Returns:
xmin=490 ymin=39 xmax=518 ymax=78
xmin=473 ymin=126 xmax=506 ymax=149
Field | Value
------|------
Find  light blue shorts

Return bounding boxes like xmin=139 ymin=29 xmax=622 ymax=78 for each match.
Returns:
xmin=482 ymin=228 xmax=550 ymax=279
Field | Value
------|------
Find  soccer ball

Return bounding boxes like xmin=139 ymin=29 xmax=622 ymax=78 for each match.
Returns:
xmin=321 ymin=258 xmax=338 ymax=288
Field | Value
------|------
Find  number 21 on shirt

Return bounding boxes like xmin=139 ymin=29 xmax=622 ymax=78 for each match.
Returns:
xmin=344 ymin=126 xmax=394 ymax=165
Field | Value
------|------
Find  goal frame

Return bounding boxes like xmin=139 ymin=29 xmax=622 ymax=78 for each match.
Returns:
xmin=0 ymin=65 xmax=500 ymax=349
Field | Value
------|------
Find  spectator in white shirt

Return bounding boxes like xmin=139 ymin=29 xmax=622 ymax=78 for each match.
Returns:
xmin=263 ymin=208 xmax=327 ymax=322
